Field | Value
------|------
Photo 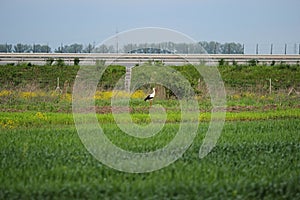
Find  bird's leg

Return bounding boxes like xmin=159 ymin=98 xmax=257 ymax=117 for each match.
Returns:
xmin=150 ymin=100 xmax=152 ymax=108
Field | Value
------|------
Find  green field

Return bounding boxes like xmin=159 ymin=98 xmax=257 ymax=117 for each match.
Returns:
xmin=0 ymin=63 xmax=300 ymax=199
xmin=1 ymin=113 xmax=300 ymax=199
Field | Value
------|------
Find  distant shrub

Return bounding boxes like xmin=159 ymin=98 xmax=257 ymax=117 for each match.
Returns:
xmin=232 ymin=60 xmax=237 ymax=66
xmin=218 ymin=58 xmax=225 ymax=66
xmin=74 ymin=58 xmax=80 ymax=66
xmin=46 ymin=58 xmax=54 ymax=66
xmin=248 ymin=59 xmax=259 ymax=66
xmin=270 ymin=60 xmax=276 ymax=66
xmin=277 ymin=61 xmax=290 ymax=70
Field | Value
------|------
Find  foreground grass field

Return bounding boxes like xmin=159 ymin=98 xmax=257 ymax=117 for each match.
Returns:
xmin=0 ymin=111 xmax=300 ymax=199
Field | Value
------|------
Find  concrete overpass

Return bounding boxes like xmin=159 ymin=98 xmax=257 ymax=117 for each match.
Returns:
xmin=0 ymin=53 xmax=300 ymax=66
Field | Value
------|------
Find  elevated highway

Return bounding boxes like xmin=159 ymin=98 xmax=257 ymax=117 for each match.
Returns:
xmin=0 ymin=53 xmax=300 ymax=66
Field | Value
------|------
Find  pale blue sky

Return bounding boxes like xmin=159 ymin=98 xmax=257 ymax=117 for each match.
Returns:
xmin=0 ymin=0 xmax=299 ymax=53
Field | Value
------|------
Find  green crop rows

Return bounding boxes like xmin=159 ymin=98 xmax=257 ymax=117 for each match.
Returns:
xmin=0 ymin=117 xmax=300 ymax=199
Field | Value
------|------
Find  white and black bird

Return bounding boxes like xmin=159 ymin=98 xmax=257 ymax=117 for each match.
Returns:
xmin=144 ymin=88 xmax=156 ymax=106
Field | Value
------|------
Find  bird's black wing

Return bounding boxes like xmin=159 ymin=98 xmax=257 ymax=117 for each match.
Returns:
xmin=144 ymin=95 xmax=151 ymax=101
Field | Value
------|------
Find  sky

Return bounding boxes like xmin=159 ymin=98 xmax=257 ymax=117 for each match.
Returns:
xmin=0 ymin=0 xmax=299 ymax=54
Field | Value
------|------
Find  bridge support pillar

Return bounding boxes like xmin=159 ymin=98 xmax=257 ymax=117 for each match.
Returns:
xmin=124 ymin=66 xmax=133 ymax=92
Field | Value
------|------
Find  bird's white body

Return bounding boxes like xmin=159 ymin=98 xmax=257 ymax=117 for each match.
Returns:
xmin=144 ymin=88 xmax=156 ymax=102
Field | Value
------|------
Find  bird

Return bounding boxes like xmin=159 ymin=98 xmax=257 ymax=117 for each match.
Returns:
xmin=144 ymin=88 xmax=156 ymax=107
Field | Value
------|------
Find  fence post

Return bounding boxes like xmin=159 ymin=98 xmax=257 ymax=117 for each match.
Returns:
xmin=242 ymin=44 xmax=245 ymax=54
xmin=214 ymin=43 xmax=217 ymax=54
xmin=56 ymin=77 xmax=62 ymax=93
xmin=256 ymin=44 xmax=259 ymax=54
xmin=270 ymin=44 xmax=273 ymax=55
xmin=284 ymin=44 xmax=287 ymax=55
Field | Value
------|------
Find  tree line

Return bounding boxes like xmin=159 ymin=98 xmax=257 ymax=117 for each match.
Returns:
xmin=0 ymin=43 xmax=94 ymax=53
xmin=0 ymin=41 xmax=244 ymax=54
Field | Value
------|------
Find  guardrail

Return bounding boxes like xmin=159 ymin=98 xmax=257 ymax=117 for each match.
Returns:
xmin=1 ymin=53 xmax=300 ymax=66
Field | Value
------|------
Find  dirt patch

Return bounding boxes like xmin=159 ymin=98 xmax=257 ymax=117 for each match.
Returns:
xmin=226 ymin=104 xmax=278 ymax=112
xmin=0 ymin=104 xmax=293 ymax=114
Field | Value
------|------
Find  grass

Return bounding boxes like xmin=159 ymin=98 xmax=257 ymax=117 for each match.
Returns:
xmin=1 ymin=63 xmax=299 ymax=94
xmin=1 ymin=108 xmax=300 ymax=129
xmin=0 ymin=64 xmax=125 ymax=91
xmin=0 ymin=117 xmax=300 ymax=199
xmin=0 ymin=92 xmax=299 ymax=115
xmin=1 ymin=63 xmax=300 ymax=199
